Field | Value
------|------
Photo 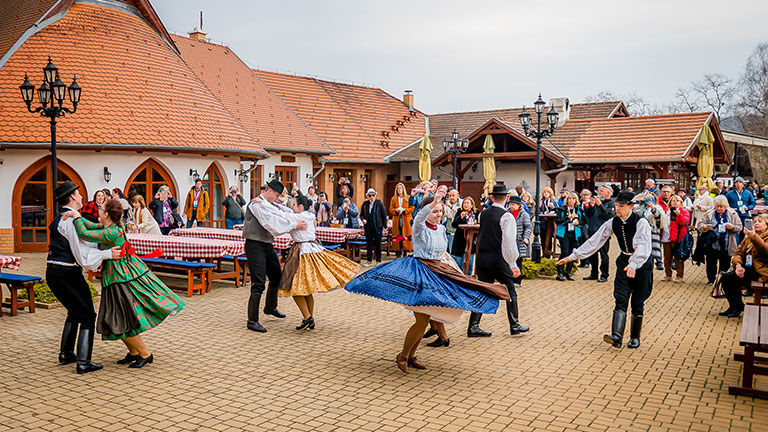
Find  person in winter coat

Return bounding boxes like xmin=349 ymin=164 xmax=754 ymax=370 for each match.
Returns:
xmin=726 ymin=177 xmax=756 ymax=242
xmin=692 ymin=184 xmax=714 ymax=226
xmin=583 ymin=186 xmax=616 ymax=282
xmin=695 ymin=195 xmax=742 ymax=284
xmin=389 ymin=182 xmax=414 ymax=256
xmin=719 ymin=214 xmax=768 ymax=317
xmin=314 ymin=192 xmax=332 ymax=228
xmin=450 ymin=197 xmax=478 ymax=273
xmin=508 ymin=196 xmax=532 ymax=286
xmin=183 ymin=179 xmax=210 ymax=228
xmin=335 ymin=197 xmax=360 ymax=229
xmin=636 ymin=196 xmax=666 ymax=271
xmin=221 ymin=185 xmax=247 ymax=229
xmin=555 ymin=192 xmax=583 ymax=281
xmin=148 ymin=186 xmax=179 ymax=235
xmin=663 ymin=195 xmax=690 ymax=282
xmin=360 ymin=188 xmax=388 ymax=265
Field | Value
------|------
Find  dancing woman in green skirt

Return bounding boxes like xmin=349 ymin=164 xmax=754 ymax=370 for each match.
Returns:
xmin=63 ymin=199 xmax=185 ymax=368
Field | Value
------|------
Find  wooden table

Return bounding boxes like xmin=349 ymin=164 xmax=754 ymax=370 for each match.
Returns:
xmin=458 ymin=224 xmax=479 ymax=275
xmin=730 ymin=281 xmax=768 ymax=399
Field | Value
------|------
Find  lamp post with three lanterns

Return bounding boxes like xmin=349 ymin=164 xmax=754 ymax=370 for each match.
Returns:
xmin=19 ymin=57 xmax=82 ymax=206
xmin=442 ymin=129 xmax=469 ymax=190
xmin=518 ymin=94 xmax=558 ymax=263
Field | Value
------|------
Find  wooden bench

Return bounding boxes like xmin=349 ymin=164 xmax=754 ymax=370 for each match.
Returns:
xmin=141 ymin=258 xmax=216 ymax=297
xmin=729 ymin=281 xmax=768 ymax=399
xmin=0 ymin=274 xmax=42 ymax=316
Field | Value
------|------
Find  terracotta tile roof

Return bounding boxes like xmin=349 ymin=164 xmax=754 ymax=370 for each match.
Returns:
xmin=550 ymin=112 xmax=714 ymax=163
xmin=0 ymin=0 xmax=59 ymax=62
xmin=568 ymin=101 xmax=627 ymax=119
xmin=254 ymin=69 xmax=426 ymax=163
xmin=171 ymin=34 xmax=331 ymax=155
xmin=0 ymin=3 xmax=266 ymax=157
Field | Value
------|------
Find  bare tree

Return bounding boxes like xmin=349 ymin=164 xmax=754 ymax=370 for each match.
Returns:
xmin=735 ymin=43 xmax=768 ymax=135
xmin=690 ymin=73 xmax=735 ymax=122
xmin=673 ymin=87 xmax=700 ymax=113
xmin=582 ymin=90 xmax=667 ymax=116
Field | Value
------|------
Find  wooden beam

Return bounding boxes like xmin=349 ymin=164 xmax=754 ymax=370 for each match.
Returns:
xmin=458 ymin=159 xmax=474 ymax=178
xmin=458 ymin=151 xmax=537 ymax=161
xmin=684 ymin=155 xmax=698 ymax=163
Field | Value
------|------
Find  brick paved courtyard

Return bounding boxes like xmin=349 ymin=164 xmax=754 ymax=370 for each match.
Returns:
xmin=2 ymin=245 xmax=767 ymax=431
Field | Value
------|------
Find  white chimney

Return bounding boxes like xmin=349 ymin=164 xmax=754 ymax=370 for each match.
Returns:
xmin=189 ymin=26 xmax=206 ymax=42
xmin=549 ymin=97 xmax=570 ymax=126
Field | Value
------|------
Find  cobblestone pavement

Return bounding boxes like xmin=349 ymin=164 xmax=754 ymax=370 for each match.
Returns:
xmin=1 ymin=244 xmax=767 ymax=432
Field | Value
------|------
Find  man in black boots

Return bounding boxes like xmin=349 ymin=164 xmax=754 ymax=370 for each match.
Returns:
xmin=583 ymin=185 xmax=616 ymax=283
xmin=557 ymin=191 xmax=653 ymax=349
xmin=469 ymin=184 xmax=528 ymax=337
xmin=47 ymin=181 xmax=120 ymax=374
xmin=244 ymin=179 xmax=307 ymax=332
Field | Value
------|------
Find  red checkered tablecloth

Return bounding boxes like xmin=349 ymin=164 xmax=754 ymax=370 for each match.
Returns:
xmin=170 ymin=227 xmax=245 ymax=243
xmin=316 ymin=227 xmax=363 ymax=243
xmin=0 ymin=255 xmax=21 ymax=270
xmin=126 ymin=233 xmax=244 ymax=258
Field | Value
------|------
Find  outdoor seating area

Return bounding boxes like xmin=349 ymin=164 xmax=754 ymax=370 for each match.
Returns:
xmin=730 ymin=282 xmax=768 ymax=398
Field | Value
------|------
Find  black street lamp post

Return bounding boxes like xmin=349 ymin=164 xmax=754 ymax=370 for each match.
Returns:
xmin=19 ymin=57 xmax=82 ymax=207
xmin=519 ymin=94 xmax=558 ymax=263
xmin=442 ymin=129 xmax=469 ymax=190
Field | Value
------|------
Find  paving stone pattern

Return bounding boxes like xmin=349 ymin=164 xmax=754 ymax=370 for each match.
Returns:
xmin=1 ymin=243 xmax=767 ymax=431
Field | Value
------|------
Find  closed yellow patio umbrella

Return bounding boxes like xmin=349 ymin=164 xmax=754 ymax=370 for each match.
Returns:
xmin=482 ymin=134 xmax=496 ymax=191
xmin=418 ymin=134 xmax=432 ymax=182
xmin=695 ymin=124 xmax=716 ymax=191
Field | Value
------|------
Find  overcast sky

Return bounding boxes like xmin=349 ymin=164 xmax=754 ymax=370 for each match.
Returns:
xmin=153 ymin=0 xmax=768 ymax=114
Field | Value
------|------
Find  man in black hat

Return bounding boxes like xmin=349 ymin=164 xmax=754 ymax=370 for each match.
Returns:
xmin=469 ymin=185 xmax=528 ymax=337
xmin=557 ymin=190 xmax=653 ymax=349
xmin=47 ymin=181 xmax=120 ymax=374
xmin=243 ymin=178 xmax=308 ymax=332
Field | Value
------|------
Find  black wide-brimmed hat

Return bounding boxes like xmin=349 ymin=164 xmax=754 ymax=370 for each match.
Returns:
xmin=266 ymin=178 xmax=285 ymax=194
xmin=508 ymin=195 xmax=524 ymax=205
xmin=615 ymin=190 xmax=635 ymax=204
xmin=490 ymin=184 xmax=509 ymax=196
xmin=54 ymin=180 xmax=79 ymax=201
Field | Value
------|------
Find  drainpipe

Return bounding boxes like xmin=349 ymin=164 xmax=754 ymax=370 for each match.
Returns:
xmin=313 ymin=157 xmax=327 ymax=180
xmin=544 ymin=159 xmax=569 ymax=175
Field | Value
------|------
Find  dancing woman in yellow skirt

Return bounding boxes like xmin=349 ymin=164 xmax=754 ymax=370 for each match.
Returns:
xmin=276 ymin=194 xmax=360 ymax=330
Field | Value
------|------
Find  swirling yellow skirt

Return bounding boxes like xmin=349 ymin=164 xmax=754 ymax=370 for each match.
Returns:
xmin=278 ymin=250 xmax=361 ymax=297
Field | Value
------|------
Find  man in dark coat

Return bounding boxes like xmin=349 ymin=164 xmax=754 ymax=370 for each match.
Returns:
xmin=47 ymin=181 xmax=119 ymax=374
xmin=360 ymin=188 xmax=387 ymax=266
xmin=583 ymin=185 xmax=616 ymax=282
xmin=470 ymin=184 xmax=528 ymax=337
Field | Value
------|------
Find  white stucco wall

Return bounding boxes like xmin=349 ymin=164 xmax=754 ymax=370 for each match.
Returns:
xmin=241 ymin=152 xmax=314 ymax=198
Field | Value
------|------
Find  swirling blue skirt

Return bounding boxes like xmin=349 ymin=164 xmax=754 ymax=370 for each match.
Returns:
xmin=344 ymin=257 xmax=499 ymax=314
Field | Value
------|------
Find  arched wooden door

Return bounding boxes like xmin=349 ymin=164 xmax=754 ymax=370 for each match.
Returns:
xmin=202 ymin=163 xmax=225 ymax=227
xmin=125 ymin=159 xmax=177 ymax=206
xmin=12 ymin=157 xmax=87 ymax=252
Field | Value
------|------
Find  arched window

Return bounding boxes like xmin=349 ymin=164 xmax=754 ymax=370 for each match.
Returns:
xmin=250 ymin=164 xmax=263 ymax=200
xmin=13 ymin=157 xmax=87 ymax=252
xmin=202 ymin=163 xmax=225 ymax=227
xmin=125 ymin=159 xmax=176 ymax=206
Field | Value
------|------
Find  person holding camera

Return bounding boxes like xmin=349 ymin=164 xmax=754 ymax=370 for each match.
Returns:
xmin=335 ymin=197 xmax=360 ymax=228
xmin=148 ymin=185 xmax=179 ymax=235
xmin=183 ymin=178 xmax=210 ymax=228
xmin=696 ymin=195 xmax=741 ymax=285
xmin=719 ymin=214 xmax=768 ymax=317
xmin=361 ymin=188 xmax=387 ymax=266
xmin=314 ymin=192 xmax=332 ymax=227
xmin=663 ymin=194 xmax=690 ymax=283
xmin=222 ymin=186 xmax=247 ymax=229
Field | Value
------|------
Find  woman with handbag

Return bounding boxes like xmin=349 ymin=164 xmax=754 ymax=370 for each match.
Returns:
xmin=719 ymin=214 xmax=768 ymax=317
xmin=663 ymin=195 xmax=690 ymax=283
xmin=695 ymin=196 xmax=741 ymax=285
xmin=554 ymin=192 xmax=583 ymax=281
xmin=148 ymin=186 xmax=180 ymax=235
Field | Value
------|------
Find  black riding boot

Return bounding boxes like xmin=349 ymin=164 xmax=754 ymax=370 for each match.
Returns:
xmin=247 ymin=293 xmax=267 ymax=332
xmin=263 ymin=284 xmax=285 ymax=318
xmin=467 ymin=312 xmax=492 ymax=337
xmin=603 ymin=310 xmax=626 ymax=348
xmin=556 ymin=265 xmax=566 ymax=281
xmin=506 ymin=299 xmax=529 ymax=335
xmin=627 ymin=315 xmax=643 ymax=349
xmin=75 ymin=328 xmax=103 ymax=374
xmin=58 ymin=320 xmax=78 ymax=365
xmin=565 ymin=262 xmax=575 ymax=281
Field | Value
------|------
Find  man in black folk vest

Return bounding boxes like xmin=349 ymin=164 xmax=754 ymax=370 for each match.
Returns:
xmin=243 ymin=179 xmax=307 ymax=332
xmin=470 ymin=185 xmax=529 ymax=337
xmin=558 ymin=191 xmax=653 ymax=348
xmin=47 ymin=181 xmax=120 ymax=374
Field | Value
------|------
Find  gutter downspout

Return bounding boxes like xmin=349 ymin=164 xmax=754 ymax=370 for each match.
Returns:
xmin=544 ymin=159 xmax=569 ymax=175
xmin=313 ymin=157 xmax=327 ymax=180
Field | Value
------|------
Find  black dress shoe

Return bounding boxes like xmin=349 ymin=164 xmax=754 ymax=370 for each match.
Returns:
xmin=597 ymin=277 xmax=608 ymax=283
xmin=565 ymin=273 xmax=575 ymax=281
xmin=59 ymin=351 xmax=76 ymax=365
xmin=129 ymin=354 xmax=153 ymax=368
xmin=510 ymin=325 xmax=530 ymax=335
xmin=423 ymin=328 xmax=439 ymax=339
xmin=718 ymin=309 xmax=733 ymax=316
xmin=426 ymin=338 xmax=450 ymax=347
xmin=117 ymin=353 xmax=141 ymax=364
xmin=583 ymin=275 xmax=598 ymax=281
xmin=263 ymin=308 xmax=286 ymax=318
xmin=556 ymin=274 xmax=566 ymax=281
xmin=76 ymin=362 xmax=103 ymax=374
xmin=296 ymin=316 xmax=315 ymax=330
xmin=247 ymin=320 xmax=267 ymax=333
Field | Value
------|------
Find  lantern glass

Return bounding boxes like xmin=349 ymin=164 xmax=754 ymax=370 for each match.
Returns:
xmin=519 ymin=108 xmax=531 ymax=129
xmin=462 ymin=138 xmax=469 ymax=150
xmin=43 ymin=57 xmax=57 ymax=84
xmin=68 ymin=76 xmax=81 ymax=104
xmin=452 ymin=129 xmax=459 ymax=141
xmin=442 ymin=138 xmax=449 ymax=151
xmin=534 ymin=94 xmax=546 ymax=114
xmin=19 ymin=75 xmax=34 ymax=103
xmin=38 ymin=82 xmax=50 ymax=105
xmin=547 ymin=105 xmax=558 ymax=129
xmin=103 ymin=167 xmax=111 ymax=183
xmin=52 ymin=74 xmax=66 ymax=102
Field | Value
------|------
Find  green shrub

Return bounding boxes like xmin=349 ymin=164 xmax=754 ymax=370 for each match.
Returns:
xmin=18 ymin=279 xmax=98 ymax=304
xmin=521 ymin=257 xmax=575 ymax=279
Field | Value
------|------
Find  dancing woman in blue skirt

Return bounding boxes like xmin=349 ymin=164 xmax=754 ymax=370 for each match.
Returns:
xmin=345 ymin=187 xmax=509 ymax=373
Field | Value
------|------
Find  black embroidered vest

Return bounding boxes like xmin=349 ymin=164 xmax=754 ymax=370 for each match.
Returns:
xmin=612 ymin=212 xmax=640 ymax=254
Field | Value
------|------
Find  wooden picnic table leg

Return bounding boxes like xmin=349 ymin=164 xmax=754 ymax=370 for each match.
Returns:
xmin=27 ymin=283 xmax=35 ymax=313
xmin=463 ymin=231 xmax=476 ymax=275
xmin=234 ymin=257 xmax=241 ymax=289
xmin=9 ymin=283 xmax=18 ymax=316
xmin=187 ymin=269 xmax=194 ymax=297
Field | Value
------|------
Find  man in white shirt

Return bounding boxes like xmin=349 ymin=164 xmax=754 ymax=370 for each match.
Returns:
xmin=558 ymin=190 xmax=653 ymax=349
xmin=471 ymin=185 xmax=527 ymax=338
xmin=243 ymin=179 xmax=307 ymax=332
